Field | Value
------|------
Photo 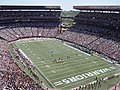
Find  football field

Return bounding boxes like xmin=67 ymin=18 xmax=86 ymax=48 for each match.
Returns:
xmin=15 ymin=38 xmax=120 ymax=90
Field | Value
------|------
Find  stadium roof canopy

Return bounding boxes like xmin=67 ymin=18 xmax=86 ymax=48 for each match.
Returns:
xmin=0 ymin=5 xmax=62 ymax=10
xmin=73 ymin=6 xmax=120 ymax=11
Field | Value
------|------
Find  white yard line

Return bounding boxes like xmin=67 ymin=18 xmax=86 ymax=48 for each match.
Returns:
xmin=44 ymin=61 xmax=100 ymax=76
xmin=15 ymin=38 xmax=120 ymax=90
xmin=59 ymin=69 xmax=118 ymax=90
xmin=17 ymin=46 xmax=56 ymax=88
xmin=49 ymin=64 xmax=111 ymax=81
xmin=36 ymin=58 xmax=95 ymax=70
xmin=63 ymin=42 xmax=119 ymax=67
xmin=37 ymin=57 xmax=40 ymax=59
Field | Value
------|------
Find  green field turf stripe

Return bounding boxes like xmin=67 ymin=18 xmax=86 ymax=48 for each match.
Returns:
xmin=48 ymin=62 xmax=110 ymax=76
xmin=31 ymin=55 xmax=91 ymax=64
xmin=16 ymin=43 xmax=56 ymax=89
xmin=34 ymin=64 xmax=56 ymax=88
xmin=49 ymin=64 xmax=114 ymax=81
xmin=42 ymin=63 xmax=106 ymax=76
xmin=35 ymin=58 xmax=94 ymax=68
xmin=36 ymin=61 xmax=95 ymax=71
xmin=15 ymin=39 xmax=120 ymax=90
xmin=58 ymin=69 xmax=120 ymax=90
xmin=41 ymin=60 xmax=104 ymax=74
xmin=24 ymin=40 xmax=84 ymax=55
xmin=31 ymin=54 xmax=100 ymax=66
xmin=33 ymin=56 xmax=92 ymax=67
xmin=16 ymin=46 xmax=111 ymax=75
xmin=59 ymin=70 xmax=119 ymax=89
xmin=55 ymin=69 xmax=120 ymax=90
xmin=38 ymin=60 xmax=105 ymax=73
xmin=21 ymin=57 xmax=94 ymax=69
xmin=22 ymin=47 xmax=88 ymax=60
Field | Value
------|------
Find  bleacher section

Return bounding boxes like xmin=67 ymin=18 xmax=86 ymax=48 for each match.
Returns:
xmin=57 ymin=6 xmax=120 ymax=63
xmin=0 ymin=11 xmax=61 ymax=24
xmin=0 ymin=5 xmax=61 ymax=90
xmin=0 ymin=5 xmax=120 ymax=90
xmin=0 ymin=39 xmax=43 ymax=89
xmin=0 ymin=22 xmax=60 ymax=41
xmin=74 ymin=12 xmax=120 ymax=28
xmin=57 ymin=24 xmax=120 ymax=61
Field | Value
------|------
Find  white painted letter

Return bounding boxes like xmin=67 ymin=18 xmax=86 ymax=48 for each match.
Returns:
xmin=68 ymin=77 xmax=78 ymax=82
xmin=75 ymin=75 xmax=84 ymax=80
xmin=62 ymin=79 xmax=70 ymax=84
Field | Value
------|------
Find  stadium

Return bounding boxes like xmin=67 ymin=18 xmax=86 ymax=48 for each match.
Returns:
xmin=0 ymin=4 xmax=120 ymax=90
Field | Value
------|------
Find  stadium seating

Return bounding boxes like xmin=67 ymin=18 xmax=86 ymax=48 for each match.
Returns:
xmin=57 ymin=20 xmax=120 ymax=62
xmin=0 ymin=22 xmax=60 ymax=42
xmin=0 ymin=6 xmax=120 ymax=90
xmin=0 ymin=39 xmax=43 ymax=89
xmin=74 ymin=12 xmax=120 ymax=28
xmin=0 ymin=11 xmax=61 ymax=23
xmin=0 ymin=8 xmax=61 ymax=89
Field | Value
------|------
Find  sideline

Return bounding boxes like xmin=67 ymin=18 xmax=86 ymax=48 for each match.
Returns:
xmin=63 ymin=42 xmax=91 ymax=56
xmin=17 ymin=45 xmax=56 ymax=89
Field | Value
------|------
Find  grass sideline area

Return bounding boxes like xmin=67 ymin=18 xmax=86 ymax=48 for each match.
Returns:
xmin=10 ymin=38 xmax=120 ymax=90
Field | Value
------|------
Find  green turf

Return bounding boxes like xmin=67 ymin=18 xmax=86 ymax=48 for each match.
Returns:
xmin=15 ymin=38 xmax=120 ymax=90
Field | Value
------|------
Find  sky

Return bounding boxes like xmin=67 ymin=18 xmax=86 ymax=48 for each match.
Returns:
xmin=0 ymin=0 xmax=120 ymax=10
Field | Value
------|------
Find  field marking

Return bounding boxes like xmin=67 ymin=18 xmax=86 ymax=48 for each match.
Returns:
xmin=41 ymin=61 xmax=45 ymax=63
xmin=34 ymin=57 xmax=102 ymax=73
xmin=32 ymin=54 xmax=91 ymax=65
xmin=48 ymin=64 xmax=111 ymax=81
xmin=64 ymin=43 xmax=90 ymax=56
xmin=58 ymin=69 xmax=119 ymax=90
xmin=52 ymin=67 xmax=117 ymax=87
xmin=85 ymin=57 xmax=89 ymax=59
xmin=27 ymin=48 xmax=30 ymax=50
xmin=15 ymin=39 xmax=120 ymax=89
xmin=54 ymin=67 xmax=115 ymax=86
xmin=33 ymin=53 xmax=36 ymax=56
xmin=36 ymin=59 xmax=92 ymax=70
xmin=17 ymin=47 xmax=56 ymax=88
xmin=43 ymin=60 xmax=103 ymax=76
xmin=45 ymin=65 xmax=50 ymax=68
xmin=39 ymin=60 xmax=94 ymax=71
xmin=38 ymin=58 xmax=101 ymax=72
xmin=51 ymin=70 xmax=56 ymax=73
xmin=36 ymin=61 xmax=92 ymax=71
xmin=53 ymin=68 xmax=120 ymax=89
xmin=37 ymin=57 xmax=40 ymax=59
xmin=93 ymin=61 xmax=97 ymax=63
xmin=11 ymin=43 xmax=120 ymax=90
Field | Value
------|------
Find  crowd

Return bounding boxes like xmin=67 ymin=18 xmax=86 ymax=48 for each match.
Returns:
xmin=0 ymin=10 xmax=61 ymax=89
xmin=74 ymin=12 xmax=120 ymax=28
xmin=57 ymin=24 xmax=120 ymax=62
xmin=0 ymin=8 xmax=120 ymax=90
xmin=0 ymin=22 xmax=60 ymax=41
xmin=0 ymin=39 xmax=43 ymax=90
xmin=72 ymin=73 xmax=120 ymax=90
xmin=0 ymin=11 xmax=61 ymax=22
